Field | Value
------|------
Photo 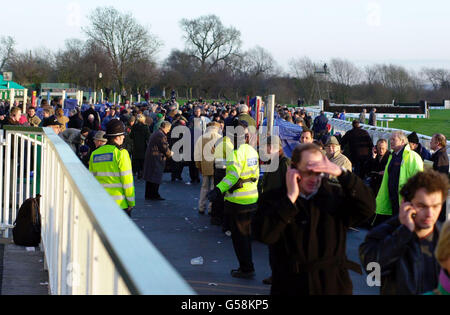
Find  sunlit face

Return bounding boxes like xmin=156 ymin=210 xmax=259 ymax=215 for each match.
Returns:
xmin=295 ymin=150 xmax=323 ymax=195
xmin=325 ymin=144 xmax=340 ymax=158
xmin=390 ymin=135 xmax=405 ymax=152
xmin=115 ymin=135 xmax=125 ymax=146
xmin=430 ymin=136 xmax=440 ymax=151
xmin=94 ymin=140 xmax=105 ymax=148
xmin=300 ymin=132 xmax=313 ymax=144
xmin=377 ymin=142 xmax=388 ymax=156
xmin=11 ymin=111 xmax=22 ymax=122
xmin=50 ymin=125 xmax=61 ymax=135
xmin=409 ymin=142 xmax=418 ymax=151
xmin=411 ymin=188 xmax=443 ymax=231
xmin=27 ymin=109 xmax=35 ymax=117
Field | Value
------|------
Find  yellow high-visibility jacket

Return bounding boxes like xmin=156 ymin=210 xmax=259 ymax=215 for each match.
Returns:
xmin=217 ymin=143 xmax=259 ymax=205
xmin=213 ymin=136 xmax=234 ymax=169
xmin=89 ymin=145 xmax=135 ymax=209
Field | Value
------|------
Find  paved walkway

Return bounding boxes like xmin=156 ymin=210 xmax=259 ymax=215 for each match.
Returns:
xmin=0 ymin=241 xmax=48 ymax=295
xmin=132 ymin=171 xmax=379 ymax=295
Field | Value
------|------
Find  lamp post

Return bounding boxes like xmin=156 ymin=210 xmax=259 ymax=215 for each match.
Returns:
xmin=99 ymin=72 xmax=103 ymax=103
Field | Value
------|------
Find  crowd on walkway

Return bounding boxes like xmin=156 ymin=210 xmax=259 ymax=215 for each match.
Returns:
xmin=0 ymin=97 xmax=449 ymax=296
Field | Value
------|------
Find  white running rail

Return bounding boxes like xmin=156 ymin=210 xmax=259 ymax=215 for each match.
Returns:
xmin=1 ymin=126 xmax=194 ymax=295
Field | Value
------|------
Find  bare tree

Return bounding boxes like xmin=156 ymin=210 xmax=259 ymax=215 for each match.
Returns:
xmin=329 ymin=58 xmax=361 ymax=87
xmin=289 ymin=57 xmax=321 ymax=104
xmin=364 ymin=65 xmax=379 ymax=85
xmin=0 ymin=36 xmax=15 ymax=71
xmin=328 ymin=58 xmax=361 ymax=103
xmin=243 ymin=46 xmax=276 ymax=78
xmin=180 ymin=14 xmax=242 ymax=72
xmin=421 ymin=68 xmax=450 ymax=90
xmin=83 ymin=6 xmax=162 ymax=90
xmin=8 ymin=48 xmax=54 ymax=85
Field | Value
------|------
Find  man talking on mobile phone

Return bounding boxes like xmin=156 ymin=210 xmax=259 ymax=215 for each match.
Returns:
xmin=360 ymin=170 xmax=449 ymax=295
xmin=254 ymin=143 xmax=375 ymax=295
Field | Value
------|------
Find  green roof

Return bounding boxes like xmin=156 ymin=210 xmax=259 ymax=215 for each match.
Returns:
xmin=0 ymin=74 xmax=25 ymax=90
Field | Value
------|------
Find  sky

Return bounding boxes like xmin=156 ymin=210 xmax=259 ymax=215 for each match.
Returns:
xmin=3 ymin=0 xmax=450 ymax=73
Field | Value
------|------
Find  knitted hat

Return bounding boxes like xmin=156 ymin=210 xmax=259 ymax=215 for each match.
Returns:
xmin=105 ymin=119 xmax=125 ymax=137
xmin=407 ymin=132 xmax=419 ymax=144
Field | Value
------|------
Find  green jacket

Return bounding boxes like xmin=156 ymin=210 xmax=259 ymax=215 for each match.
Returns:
xmin=376 ymin=145 xmax=423 ymax=215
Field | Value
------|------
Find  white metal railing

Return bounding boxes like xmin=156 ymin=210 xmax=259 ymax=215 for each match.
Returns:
xmin=1 ymin=126 xmax=194 ymax=295
xmin=0 ymin=128 xmax=42 ymax=235
xmin=304 ymin=107 xmax=450 ymax=158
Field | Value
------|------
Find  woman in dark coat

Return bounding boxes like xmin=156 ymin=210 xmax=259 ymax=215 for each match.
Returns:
xmin=143 ymin=121 xmax=172 ymax=200
xmin=130 ymin=114 xmax=151 ymax=179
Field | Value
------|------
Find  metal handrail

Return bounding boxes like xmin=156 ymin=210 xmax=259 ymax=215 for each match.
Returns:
xmin=1 ymin=126 xmax=194 ymax=295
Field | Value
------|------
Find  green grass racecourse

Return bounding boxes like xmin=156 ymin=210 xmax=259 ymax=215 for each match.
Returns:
xmin=389 ymin=110 xmax=450 ymax=139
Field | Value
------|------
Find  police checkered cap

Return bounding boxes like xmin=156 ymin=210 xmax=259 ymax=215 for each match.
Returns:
xmin=105 ymin=119 xmax=125 ymax=137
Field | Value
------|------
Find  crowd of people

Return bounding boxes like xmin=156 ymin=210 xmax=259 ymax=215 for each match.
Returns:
xmin=0 ymin=97 xmax=449 ymax=295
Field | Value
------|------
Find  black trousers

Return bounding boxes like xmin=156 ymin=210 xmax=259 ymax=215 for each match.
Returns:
xmin=171 ymin=161 xmax=184 ymax=180
xmin=132 ymin=158 xmax=144 ymax=177
xmin=145 ymin=182 xmax=160 ymax=199
xmin=211 ymin=168 xmax=226 ymax=222
xmin=353 ymin=157 xmax=370 ymax=179
xmin=188 ymin=161 xmax=200 ymax=182
xmin=225 ymin=201 xmax=257 ymax=272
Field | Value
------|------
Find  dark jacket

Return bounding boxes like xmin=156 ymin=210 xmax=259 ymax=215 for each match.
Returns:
xmin=68 ymin=114 xmax=84 ymax=129
xmin=82 ymin=108 xmax=100 ymax=127
xmin=359 ymin=217 xmax=440 ymax=295
xmin=340 ymin=127 xmax=373 ymax=163
xmin=413 ymin=143 xmax=432 ymax=161
xmin=143 ymin=129 xmax=172 ymax=184
xmin=129 ymin=122 xmax=151 ymax=160
xmin=259 ymin=154 xmax=290 ymax=196
xmin=368 ymin=111 xmax=377 ymax=126
xmin=254 ymin=171 xmax=375 ymax=295
xmin=312 ymin=114 xmax=328 ymax=134
xmin=368 ymin=151 xmax=391 ymax=195
xmin=431 ymin=147 xmax=449 ymax=174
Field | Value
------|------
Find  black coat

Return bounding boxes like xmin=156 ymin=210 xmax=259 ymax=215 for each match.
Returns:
xmin=68 ymin=114 xmax=84 ymax=129
xmin=254 ymin=171 xmax=375 ymax=295
xmin=340 ymin=127 xmax=373 ymax=163
xmin=359 ymin=217 xmax=440 ymax=295
xmin=432 ymin=147 xmax=449 ymax=174
xmin=130 ymin=122 xmax=150 ymax=160
xmin=143 ymin=129 xmax=171 ymax=184
xmin=368 ymin=151 xmax=391 ymax=195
